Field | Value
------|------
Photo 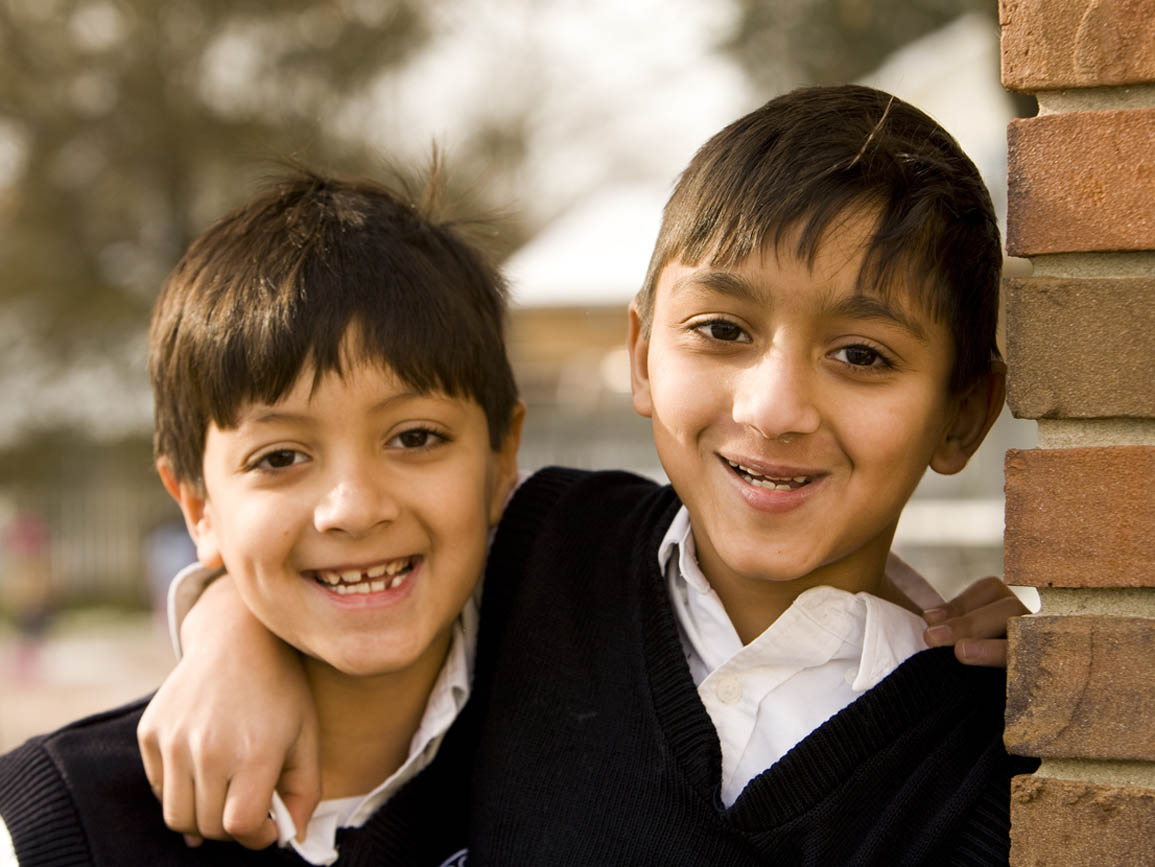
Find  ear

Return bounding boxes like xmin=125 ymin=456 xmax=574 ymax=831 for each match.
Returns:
xmin=156 ymin=457 xmax=224 ymax=569
xmin=627 ymin=302 xmax=653 ymax=418
xmin=930 ymin=361 xmax=1007 ymax=476
xmin=487 ymin=401 xmax=526 ymax=525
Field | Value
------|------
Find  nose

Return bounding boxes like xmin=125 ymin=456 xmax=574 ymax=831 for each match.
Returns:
xmin=313 ymin=461 xmax=400 ymax=537
xmin=731 ymin=348 xmax=821 ymax=442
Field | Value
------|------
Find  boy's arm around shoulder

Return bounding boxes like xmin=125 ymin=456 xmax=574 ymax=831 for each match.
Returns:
xmin=137 ymin=575 xmax=320 ymax=850
xmin=923 ymin=576 xmax=1029 ymax=667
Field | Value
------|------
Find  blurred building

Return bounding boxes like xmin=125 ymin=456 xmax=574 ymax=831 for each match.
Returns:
xmin=0 ymin=9 xmax=1035 ymax=609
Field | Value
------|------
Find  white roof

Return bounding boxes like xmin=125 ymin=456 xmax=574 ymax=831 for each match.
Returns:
xmin=504 ymin=12 xmax=1015 ymax=311
xmin=506 ymin=182 xmax=669 ymax=308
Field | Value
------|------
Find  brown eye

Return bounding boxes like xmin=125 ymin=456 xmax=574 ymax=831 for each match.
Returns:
xmin=832 ymin=344 xmax=893 ymax=369
xmin=697 ymin=319 xmax=750 ymax=342
xmin=388 ymin=427 xmax=448 ymax=450
xmin=254 ymin=449 xmax=304 ymax=470
xmin=398 ymin=429 xmax=432 ymax=448
xmin=844 ymin=346 xmax=880 ymax=366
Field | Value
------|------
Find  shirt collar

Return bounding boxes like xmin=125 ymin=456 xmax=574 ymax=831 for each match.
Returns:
xmin=660 ymin=504 xmax=931 ymax=689
xmin=271 ymin=589 xmax=479 ymax=865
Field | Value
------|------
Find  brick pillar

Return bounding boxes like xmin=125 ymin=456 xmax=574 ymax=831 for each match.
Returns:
xmin=998 ymin=2 xmax=1155 ymax=864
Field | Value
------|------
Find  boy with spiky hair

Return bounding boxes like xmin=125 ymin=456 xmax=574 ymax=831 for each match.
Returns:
xmin=136 ymin=86 xmax=1031 ymax=864
xmin=0 ymin=167 xmax=523 ymax=866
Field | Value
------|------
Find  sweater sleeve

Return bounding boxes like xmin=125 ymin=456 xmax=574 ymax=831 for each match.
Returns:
xmin=0 ymin=738 xmax=91 ymax=867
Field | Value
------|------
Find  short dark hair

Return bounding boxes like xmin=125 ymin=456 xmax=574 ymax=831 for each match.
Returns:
xmin=150 ymin=165 xmax=518 ymax=484
xmin=637 ymin=84 xmax=1002 ymax=391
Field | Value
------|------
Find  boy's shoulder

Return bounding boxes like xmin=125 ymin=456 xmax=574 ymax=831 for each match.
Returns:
xmin=0 ymin=697 xmax=152 ymax=867
xmin=484 ymin=465 xmax=678 ymax=610
xmin=506 ymin=466 xmax=674 ymax=529
xmin=0 ymin=699 xmax=287 ymax=866
xmin=0 ymin=695 xmax=151 ymax=781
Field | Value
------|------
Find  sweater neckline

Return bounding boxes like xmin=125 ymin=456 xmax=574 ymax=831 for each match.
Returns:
xmin=634 ymin=496 xmax=995 ymax=831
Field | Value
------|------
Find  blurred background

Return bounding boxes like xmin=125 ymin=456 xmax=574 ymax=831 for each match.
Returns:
xmin=0 ymin=0 xmax=1038 ymax=749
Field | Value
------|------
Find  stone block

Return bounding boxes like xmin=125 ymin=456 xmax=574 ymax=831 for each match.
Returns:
xmin=1006 ymin=110 xmax=1155 ymax=256
xmin=1004 ymin=447 xmax=1155 ymax=588
xmin=1010 ymin=775 xmax=1155 ymax=867
xmin=1005 ymin=616 xmax=1155 ymax=760
xmin=1000 ymin=0 xmax=1155 ymax=90
xmin=1005 ymin=276 xmax=1155 ymax=418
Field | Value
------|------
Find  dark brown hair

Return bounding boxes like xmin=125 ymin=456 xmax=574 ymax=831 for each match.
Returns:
xmin=150 ymin=165 xmax=518 ymax=483
xmin=637 ymin=84 xmax=1002 ymax=391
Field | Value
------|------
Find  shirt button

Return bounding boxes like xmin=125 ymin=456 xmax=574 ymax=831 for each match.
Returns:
xmin=715 ymin=675 xmax=742 ymax=705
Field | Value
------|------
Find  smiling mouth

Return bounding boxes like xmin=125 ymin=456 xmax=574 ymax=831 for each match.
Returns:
xmin=725 ymin=459 xmax=815 ymax=491
xmin=308 ymin=556 xmax=417 ymax=595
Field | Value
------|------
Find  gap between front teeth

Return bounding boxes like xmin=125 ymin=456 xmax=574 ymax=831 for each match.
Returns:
xmin=328 ymin=573 xmax=409 ymax=595
xmin=316 ymin=559 xmax=413 ymax=593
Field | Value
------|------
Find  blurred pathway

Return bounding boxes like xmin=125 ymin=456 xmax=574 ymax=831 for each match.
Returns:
xmin=0 ymin=611 xmax=174 ymax=752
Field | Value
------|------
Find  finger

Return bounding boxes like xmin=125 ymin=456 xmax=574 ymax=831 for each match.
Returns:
xmin=159 ymin=756 xmax=198 ymax=838
xmin=279 ymin=721 xmax=322 ymax=843
xmin=954 ymin=596 xmax=1029 ymax=640
xmin=191 ymin=765 xmax=230 ymax=841
xmin=925 ymin=576 xmax=1012 ymax=622
xmin=924 ymin=597 xmax=1027 ymax=650
xmin=955 ymin=637 xmax=1008 ymax=668
xmin=221 ymin=766 xmax=283 ymax=850
xmin=137 ymin=719 xmax=165 ymax=804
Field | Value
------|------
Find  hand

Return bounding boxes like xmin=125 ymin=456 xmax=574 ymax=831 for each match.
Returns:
xmin=922 ymin=576 xmax=1029 ymax=668
xmin=138 ymin=576 xmax=321 ymax=849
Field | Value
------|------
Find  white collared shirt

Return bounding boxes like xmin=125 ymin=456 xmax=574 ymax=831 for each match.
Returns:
xmin=659 ymin=506 xmax=935 ymax=806
xmin=169 ymin=563 xmax=478 ymax=866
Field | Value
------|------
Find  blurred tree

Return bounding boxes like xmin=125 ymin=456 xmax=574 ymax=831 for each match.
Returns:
xmin=724 ymin=0 xmax=995 ymax=87
xmin=0 ymin=0 xmax=526 ymax=370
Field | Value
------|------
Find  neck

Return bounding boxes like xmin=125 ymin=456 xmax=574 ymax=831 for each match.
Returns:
xmin=304 ymin=628 xmax=453 ymax=800
xmin=702 ymin=527 xmax=915 ymax=646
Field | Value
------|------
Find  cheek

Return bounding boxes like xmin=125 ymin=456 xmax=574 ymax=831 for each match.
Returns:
xmin=649 ymin=359 xmax=721 ymax=431
xmin=842 ymin=389 xmax=947 ymax=479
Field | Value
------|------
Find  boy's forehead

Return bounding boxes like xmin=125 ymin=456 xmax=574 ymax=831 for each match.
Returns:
xmin=228 ymin=357 xmax=422 ymax=418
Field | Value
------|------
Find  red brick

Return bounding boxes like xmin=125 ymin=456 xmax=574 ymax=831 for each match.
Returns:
xmin=1005 ymin=277 xmax=1155 ymax=418
xmin=1005 ymin=616 xmax=1155 ymax=760
xmin=1004 ymin=447 xmax=1155 ymax=588
xmin=1000 ymin=0 xmax=1155 ymax=90
xmin=1010 ymin=775 xmax=1155 ymax=867
xmin=1006 ymin=110 xmax=1155 ymax=256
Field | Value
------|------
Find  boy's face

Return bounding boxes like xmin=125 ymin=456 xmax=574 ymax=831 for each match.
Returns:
xmin=166 ymin=355 xmax=520 ymax=679
xmin=629 ymin=211 xmax=999 ymax=614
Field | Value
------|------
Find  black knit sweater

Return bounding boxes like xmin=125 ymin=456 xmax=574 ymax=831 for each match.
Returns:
xmin=0 ymin=696 xmax=474 ymax=866
xmin=465 ymin=467 xmax=1036 ymax=866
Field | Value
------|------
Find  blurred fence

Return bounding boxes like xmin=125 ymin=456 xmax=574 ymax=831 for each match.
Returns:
xmin=2 ymin=480 xmax=181 ymax=609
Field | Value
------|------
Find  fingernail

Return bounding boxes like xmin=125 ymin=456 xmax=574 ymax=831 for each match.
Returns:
xmin=925 ymin=624 xmax=952 ymax=645
xmin=923 ymin=607 xmax=948 ymax=625
xmin=183 ymin=834 xmax=203 ymax=848
xmin=957 ymin=640 xmax=976 ymax=662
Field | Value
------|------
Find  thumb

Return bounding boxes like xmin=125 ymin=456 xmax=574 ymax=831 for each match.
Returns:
xmin=278 ymin=717 xmax=322 ymax=841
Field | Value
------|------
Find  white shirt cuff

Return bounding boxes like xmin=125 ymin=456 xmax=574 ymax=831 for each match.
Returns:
xmin=165 ymin=562 xmax=224 ymax=659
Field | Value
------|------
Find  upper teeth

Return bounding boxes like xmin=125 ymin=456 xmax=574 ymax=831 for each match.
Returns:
xmin=315 ymin=558 xmax=414 ymax=593
xmin=727 ymin=460 xmax=809 ymax=489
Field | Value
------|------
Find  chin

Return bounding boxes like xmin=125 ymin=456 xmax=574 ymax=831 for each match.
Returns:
xmin=312 ymin=641 xmax=424 ymax=679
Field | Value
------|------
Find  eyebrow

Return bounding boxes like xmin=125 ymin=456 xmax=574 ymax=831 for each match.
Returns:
xmin=669 ymin=270 xmax=765 ymax=303
xmin=671 ymin=268 xmax=930 ymax=343
xmin=821 ymin=294 xmax=930 ymax=343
